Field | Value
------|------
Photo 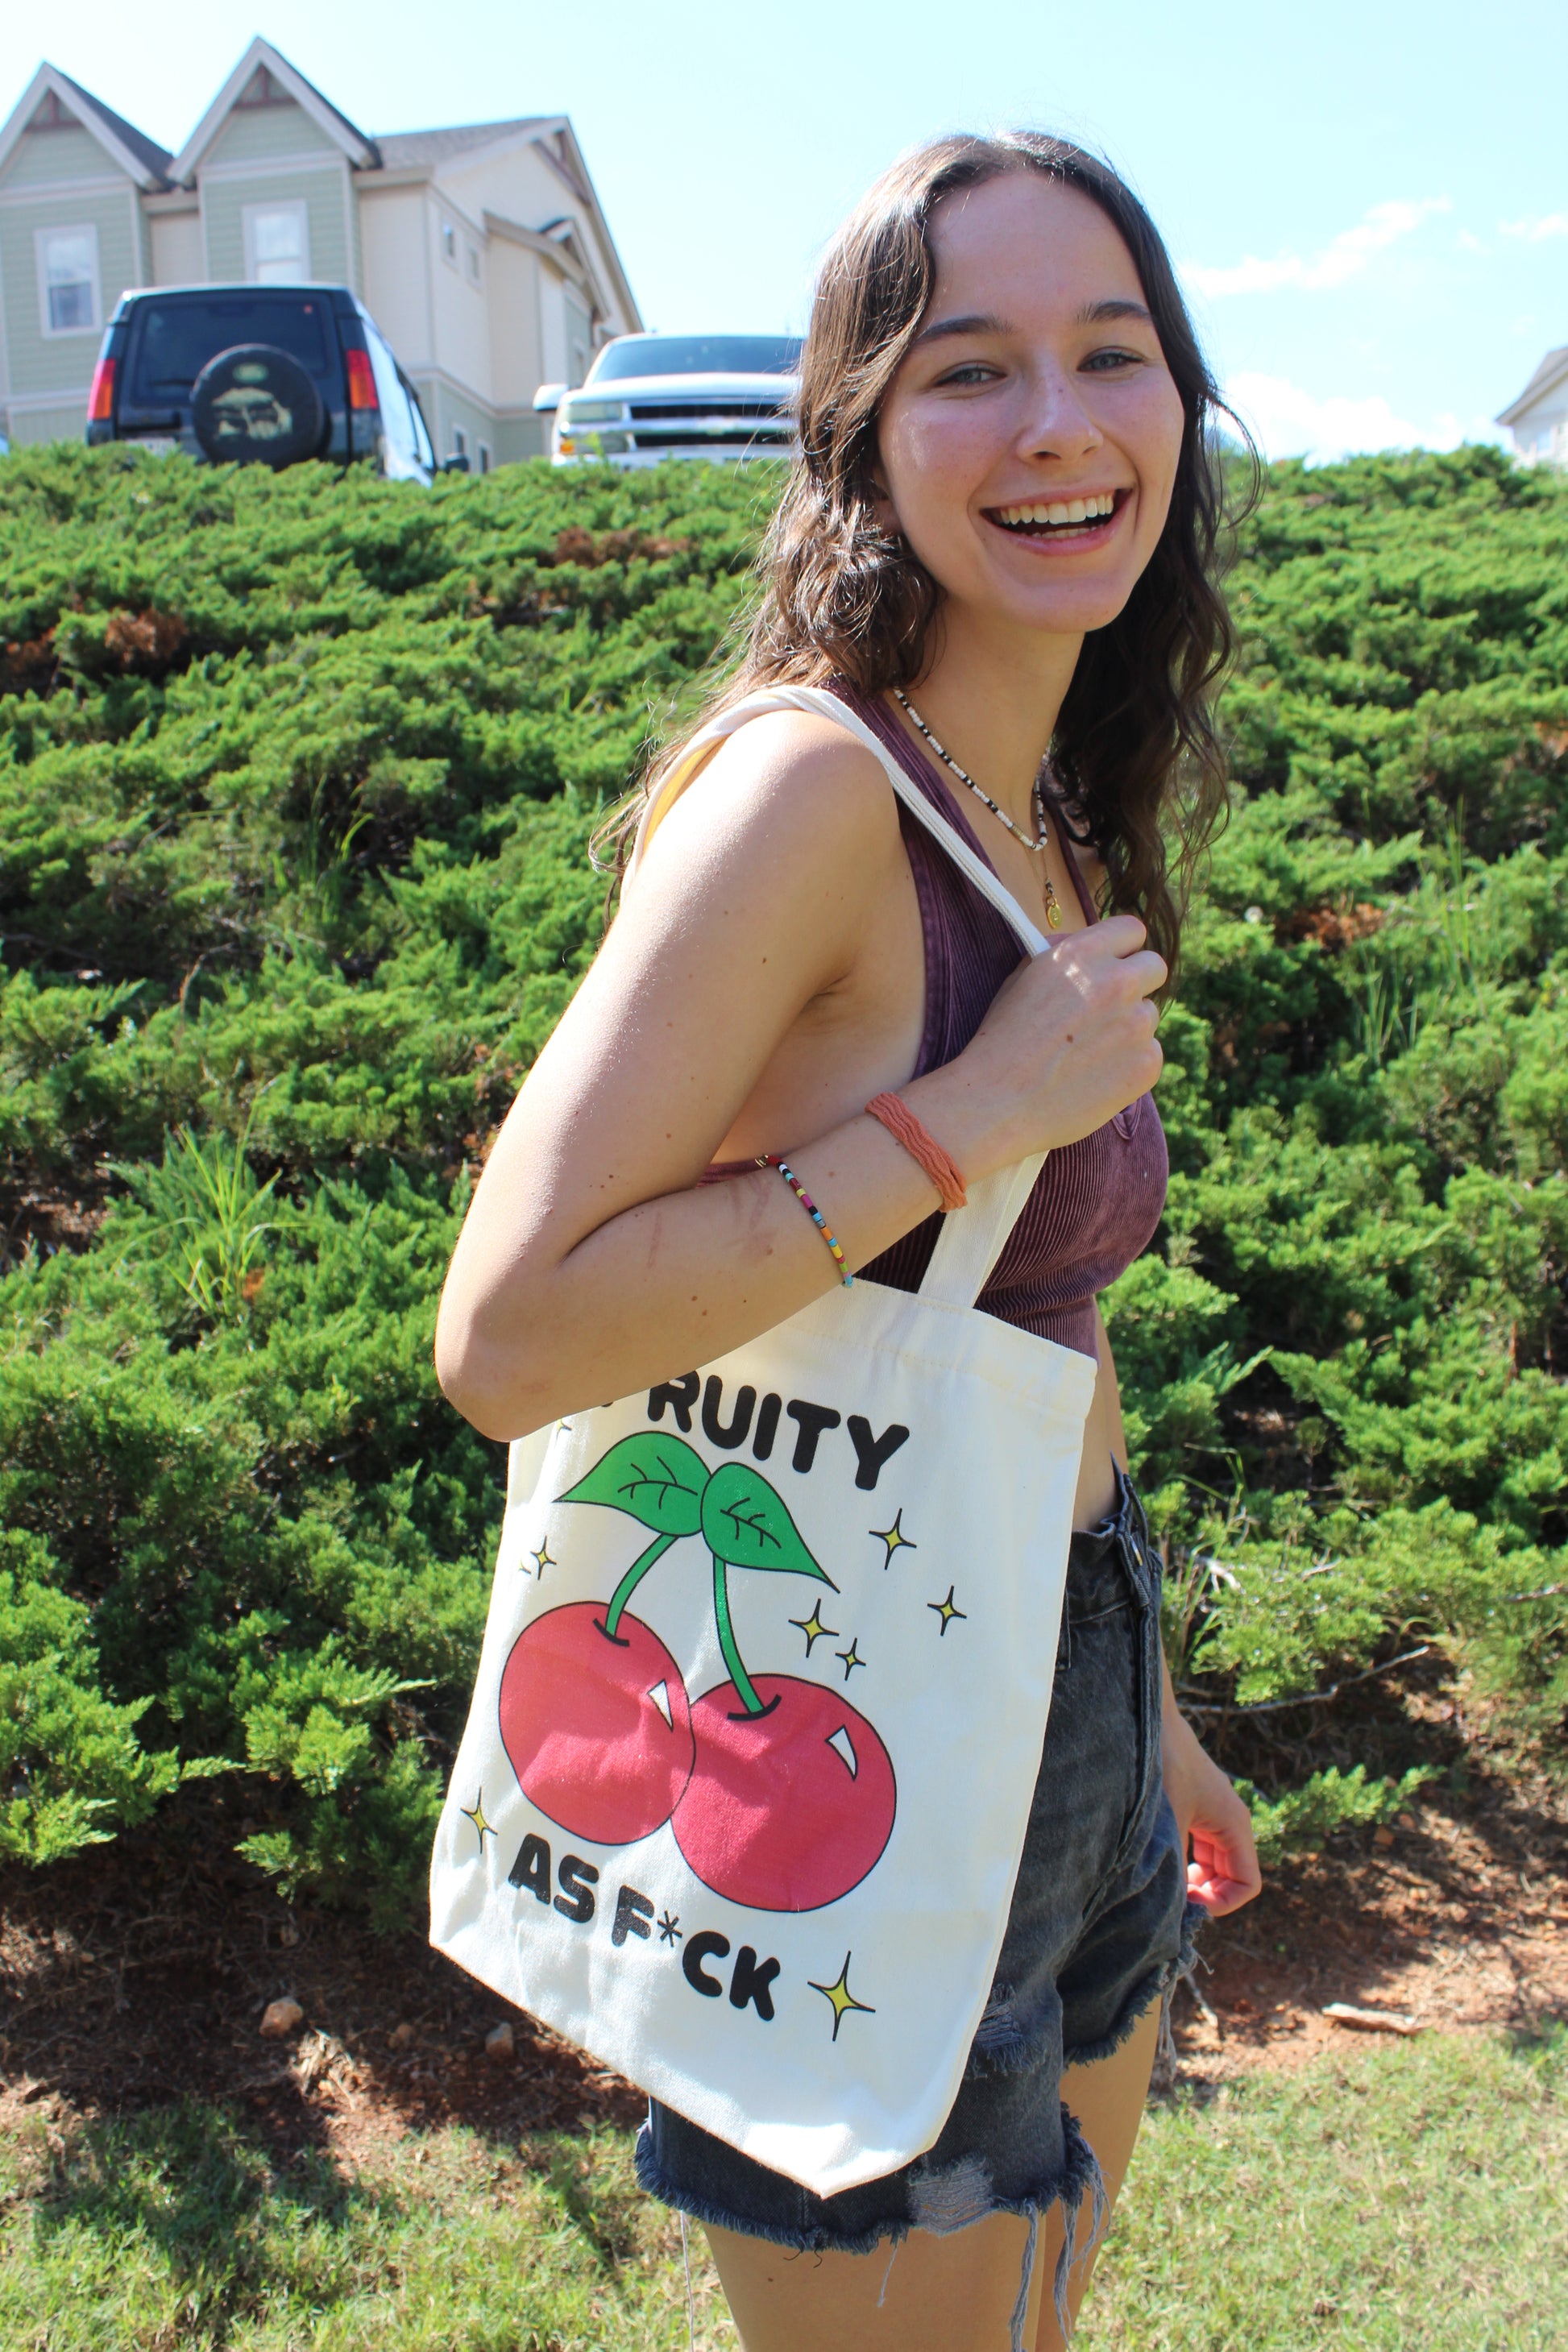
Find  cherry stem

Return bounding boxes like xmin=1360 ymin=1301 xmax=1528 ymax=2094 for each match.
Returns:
xmin=711 ymin=1552 xmax=765 ymax=1716
xmin=604 ymin=1532 xmax=677 ymax=1638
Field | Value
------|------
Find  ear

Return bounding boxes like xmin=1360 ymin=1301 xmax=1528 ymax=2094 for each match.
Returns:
xmin=865 ymin=445 xmax=902 ymax=542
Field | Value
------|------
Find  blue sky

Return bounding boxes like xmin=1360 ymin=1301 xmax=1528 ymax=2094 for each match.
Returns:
xmin=5 ymin=0 xmax=1564 ymax=460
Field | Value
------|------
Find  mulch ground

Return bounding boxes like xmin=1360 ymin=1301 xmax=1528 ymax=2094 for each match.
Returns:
xmin=3 ymin=1748 xmax=1565 ymax=2166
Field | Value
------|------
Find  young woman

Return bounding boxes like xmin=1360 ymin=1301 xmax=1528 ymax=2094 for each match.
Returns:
xmin=438 ymin=131 xmax=1262 ymax=2352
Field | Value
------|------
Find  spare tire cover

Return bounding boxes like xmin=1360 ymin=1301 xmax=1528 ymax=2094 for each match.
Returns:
xmin=191 ymin=342 xmax=326 ymax=467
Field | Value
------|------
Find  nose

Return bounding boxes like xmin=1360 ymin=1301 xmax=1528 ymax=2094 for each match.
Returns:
xmin=1016 ymin=362 xmax=1104 ymax=466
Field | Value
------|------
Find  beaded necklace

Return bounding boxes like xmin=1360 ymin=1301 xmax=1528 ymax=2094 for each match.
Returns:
xmin=893 ymin=690 xmax=1064 ymax=931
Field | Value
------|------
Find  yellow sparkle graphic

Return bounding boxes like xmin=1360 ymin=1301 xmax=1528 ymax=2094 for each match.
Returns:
xmin=459 ymin=1790 xmax=496 ymax=1852
xmin=836 ymin=1639 xmax=866 ymax=1681
xmin=790 ymin=1605 xmax=839 ymax=1656
xmin=869 ymin=1510 xmax=917 ymax=1567
xmin=928 ymin=1585 xmax=968 ymax=1636
xmin=530 ymin=1540 xmax=556 ymax=1578
xmin=808 ymin=1952 xmax=877 ymax=2042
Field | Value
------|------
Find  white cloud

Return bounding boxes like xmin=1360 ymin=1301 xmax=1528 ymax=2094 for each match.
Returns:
xmin=1183 ymin=198 xmax=1450 ymax=299
xmin=1223 ymin=372 xmax=1505 ymax=464
xmin=1500 ymin=213 xmax=1568 ymax=243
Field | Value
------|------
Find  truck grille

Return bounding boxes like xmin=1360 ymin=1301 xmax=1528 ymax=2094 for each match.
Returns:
xmin=631 ymin=427 xmax=795 ymax=450
xmin=628 ymin=400 xmax=790 ymax=421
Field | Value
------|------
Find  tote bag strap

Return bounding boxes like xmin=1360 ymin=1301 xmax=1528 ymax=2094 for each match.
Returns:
xmin=636 ymin=683 xmax=1051 ymax=956
xmin=636 ymin=683 xmax=1053 ymax=1313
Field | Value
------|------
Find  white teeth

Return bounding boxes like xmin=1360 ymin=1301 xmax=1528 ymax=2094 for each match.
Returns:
xmin=996 ymin=492 xmax=1117 ymax=527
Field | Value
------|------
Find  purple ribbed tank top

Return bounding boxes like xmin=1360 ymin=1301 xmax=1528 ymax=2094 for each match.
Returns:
xmin=838 ymin=683 xmax=1168 ymax=1359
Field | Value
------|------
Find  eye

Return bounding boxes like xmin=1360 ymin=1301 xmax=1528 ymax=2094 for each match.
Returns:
xmin=932 ymin=361 xmax=1001 ymax=388
xmin=1081 ymin=346 xmax=1147 ymax=374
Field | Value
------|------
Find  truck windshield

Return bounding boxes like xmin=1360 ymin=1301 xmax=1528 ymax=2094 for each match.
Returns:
xmin=126 ymin=297 xmax=333 ymax=402
xmin=588 ymin=335 xmax=801 ymax=381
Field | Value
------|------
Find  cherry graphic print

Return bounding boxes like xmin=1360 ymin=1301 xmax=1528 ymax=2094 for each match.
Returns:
xmin=503 ymin=1430 xmax=898 ymax=1897
xmin=499 ymin=1603 xmax=693 ymax=1845
xmin=673 ymin=1677 xmax=896 ymax=1912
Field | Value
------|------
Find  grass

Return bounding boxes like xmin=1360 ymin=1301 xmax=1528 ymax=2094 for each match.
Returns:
xmin=1 ymin=2031 xmax=1562 ymax=2350
xmin=1077 ymin=2025 xmax=1568 ymax=2352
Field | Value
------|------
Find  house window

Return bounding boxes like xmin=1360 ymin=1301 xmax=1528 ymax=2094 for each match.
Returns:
xmin=37 ymin=225 xmax=100 ymax=335
xmin=477 ymin=442 xmax=492 ymax=474
xmin=441 ymin=222 xmax=458 ymax=268
xmin=466 ymin=243 xmax=481 ymax=287
xmin=452 ymin=427 xmax=467 ymax=458
xmin=243 ymin=201 xmax=309 ymax=285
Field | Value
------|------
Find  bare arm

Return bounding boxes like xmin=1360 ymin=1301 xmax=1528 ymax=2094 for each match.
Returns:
xmin=436 ymin=715 xmax=1167 ymax=1441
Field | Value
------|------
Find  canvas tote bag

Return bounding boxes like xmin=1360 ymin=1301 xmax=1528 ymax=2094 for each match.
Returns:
xmin=430 ymin=686 xmax=1098 ymax=2196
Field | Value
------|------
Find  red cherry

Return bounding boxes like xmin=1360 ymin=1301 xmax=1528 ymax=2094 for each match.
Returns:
xmin=673 ymin=1678 xmax=896 ymax=1912
xmin=499 ymin=1603 xmax=693 ymax=1845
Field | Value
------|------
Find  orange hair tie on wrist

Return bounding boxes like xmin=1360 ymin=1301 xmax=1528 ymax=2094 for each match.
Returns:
xmin=865 ymin=1093 xmax=969 ymax=1213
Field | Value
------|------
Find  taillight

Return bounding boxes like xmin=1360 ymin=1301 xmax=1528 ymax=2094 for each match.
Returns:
xmin=346 ymin=348 xmax=377 ymax=411
xmin=88 ymin=355 xmax=116 ymax=423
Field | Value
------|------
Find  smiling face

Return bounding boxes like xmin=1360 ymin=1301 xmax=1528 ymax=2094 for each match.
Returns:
xmin=874 ymin=170 xmax=1188 ymax=651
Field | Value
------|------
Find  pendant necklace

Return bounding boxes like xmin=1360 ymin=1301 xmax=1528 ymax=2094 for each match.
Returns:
xmin=893 ymin=690 xmax=1064 ymax=930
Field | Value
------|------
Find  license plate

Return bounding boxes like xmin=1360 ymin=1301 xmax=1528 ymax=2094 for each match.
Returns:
xmin=134 ymin=436 xmax=179 ymax=458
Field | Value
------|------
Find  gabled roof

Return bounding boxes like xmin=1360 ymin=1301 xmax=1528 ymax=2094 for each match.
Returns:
xmin=1498 ymin=346 xmax=1568 ymax=427
xmin=374 ymin=109 xmax=641 ymax=331
xmin=376 ymin=117 xmax=555 ymax=170
xmin=168 ymin=37 xmax=380 ymax=183
xmin=0 ymin=61 xmax=172 ymax=190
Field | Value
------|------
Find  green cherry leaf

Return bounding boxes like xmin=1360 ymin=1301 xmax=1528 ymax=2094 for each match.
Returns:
xmin=701 ymin=1462 xmax=836 ymax=1586
xmin=556 ymin=1433 xmax=707 ymax=1536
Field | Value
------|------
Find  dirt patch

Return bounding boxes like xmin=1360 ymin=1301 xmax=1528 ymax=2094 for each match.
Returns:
xmin=0 ymin=1827 xmax=642 ymax=2171
xmin=1172 ymin=1759 xmax=1568 ymax=2083
xmin=3 ymin=1759 xmax=1565 ymax=2161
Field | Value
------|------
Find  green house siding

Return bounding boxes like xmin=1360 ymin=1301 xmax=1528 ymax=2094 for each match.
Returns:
xmin=202 ymin=167 xmax=351 ymax=284
xmin=9 ymin=397 xmax=88 ymax=443
xmin=0 ymin=125 xmax=110 ymax=189
xmin=422 ymin=379 xmax=493 ymax=466
xmin=205 ymin=102 xmax=338 ymax=166
xmin=0 ymin=185 xmax=138 ymax=397
xmin=496 ymin=411 xmax=548 ymax=463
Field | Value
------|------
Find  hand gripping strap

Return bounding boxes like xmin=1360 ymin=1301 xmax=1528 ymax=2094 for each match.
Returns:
xmin=637 ymin=684 xmax=1052 ymax=1313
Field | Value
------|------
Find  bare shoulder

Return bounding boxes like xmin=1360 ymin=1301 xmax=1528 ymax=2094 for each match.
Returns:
xmin=625 ymin=708 xmax=906 ymax=968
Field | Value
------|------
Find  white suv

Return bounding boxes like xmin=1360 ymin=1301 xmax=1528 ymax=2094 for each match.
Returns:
xmin=537 ymin=332 xmax=799 ymax=467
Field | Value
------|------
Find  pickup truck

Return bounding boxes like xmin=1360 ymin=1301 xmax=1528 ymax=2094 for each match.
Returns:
xmin=537 ymin=332 xmax=799 ymax=467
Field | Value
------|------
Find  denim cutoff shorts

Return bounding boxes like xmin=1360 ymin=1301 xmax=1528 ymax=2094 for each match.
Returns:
xmin=636 ymin=1470 xmax=1201 ymax=2343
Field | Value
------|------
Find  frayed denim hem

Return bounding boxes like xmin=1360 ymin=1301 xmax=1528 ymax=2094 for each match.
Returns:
xmin=911 ymin=2108 xmax=1107 ymax=2349
xmin=635 ymin=2117 xmax=914 ymax=2258
xmin=1060 ymin=1900 xmax=1206 ymax=2076
xmin=637 ymin=2106 xmax=1106 ymax=2351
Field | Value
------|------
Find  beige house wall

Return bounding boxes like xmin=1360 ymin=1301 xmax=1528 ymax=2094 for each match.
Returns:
xmin=359 ymin=185 xmax=429 ymax=367
xmin=487 ymin=235 xmax=545 ymax=413
xmin=149 ymin=209 xmax=202 ymax=285
xmin=426 ymin=190 xmax=493 ymax=402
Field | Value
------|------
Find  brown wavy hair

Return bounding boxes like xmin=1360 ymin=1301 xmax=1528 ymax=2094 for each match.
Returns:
xmin=606 ymin=131 xmax=1253 ymax=986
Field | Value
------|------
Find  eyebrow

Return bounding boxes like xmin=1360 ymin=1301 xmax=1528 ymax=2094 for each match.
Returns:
xmin=911 ymin=297 xmax=1155 ymax=351
xmin=910 ymin=310 xmax=1009 ymax=349
xmin=1076 ymin=297 xmax=1154 ymax=326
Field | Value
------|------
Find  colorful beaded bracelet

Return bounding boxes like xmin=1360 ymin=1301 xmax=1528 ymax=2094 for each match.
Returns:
xmin=757 ymin=1154 xmax=853 ymax=1286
